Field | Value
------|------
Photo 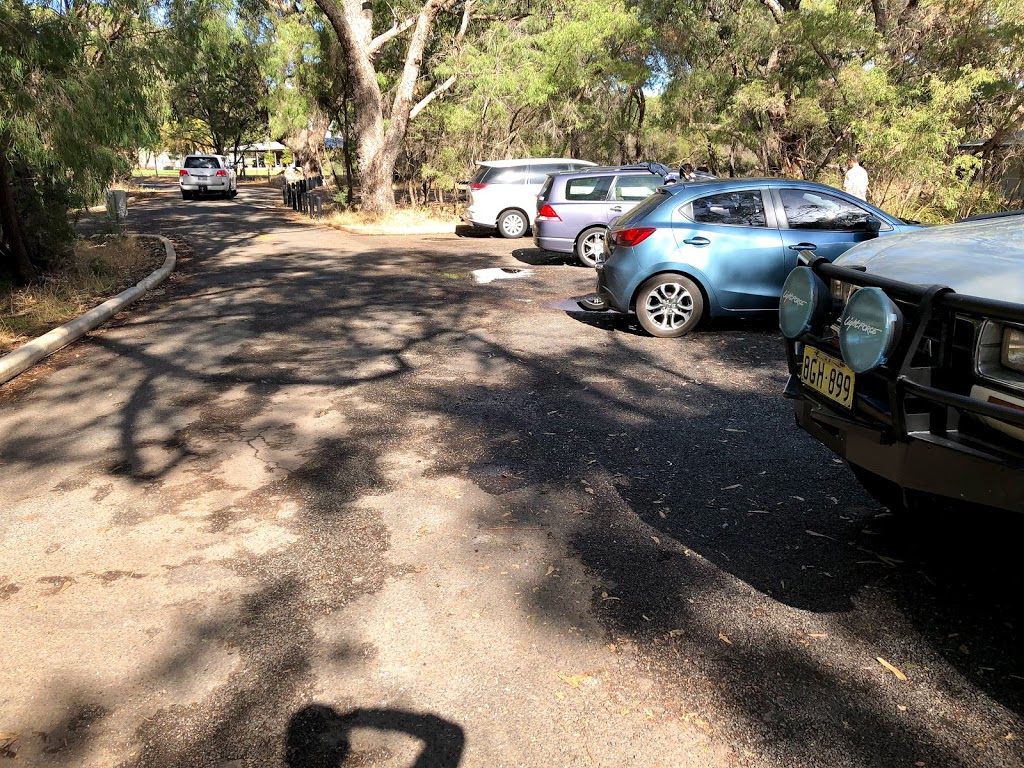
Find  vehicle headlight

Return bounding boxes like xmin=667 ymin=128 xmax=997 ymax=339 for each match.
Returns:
xmin=1003 ymin=328 xmax=1024 ymax=374
xmin=839 ymin=287 xmax=904 ymax=373
xmin=779 ymin=267 xmax=830 ymax=339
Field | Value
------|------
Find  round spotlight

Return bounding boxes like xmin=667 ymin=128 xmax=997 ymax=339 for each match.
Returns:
xmin=779 ymin=267 xmax=830 ymax=339
xmin=839 ymin=287 xmax=903 ymax=373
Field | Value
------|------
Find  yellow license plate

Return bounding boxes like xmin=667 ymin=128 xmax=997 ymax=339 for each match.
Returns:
xmin=801 ymin=347 xmax=855 ymax=409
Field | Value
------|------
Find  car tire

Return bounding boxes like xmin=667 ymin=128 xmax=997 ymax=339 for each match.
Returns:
xmin=635 ymin=273 xmax=704 ymax=338
xmin=575 ymin=226 xmax=606 ymax=267
xmin=231 ymin=185 xmax=238 ymax=198
xmin=497 ymin=209 xmax=528 ymax=239
xmin=181 ymin=190 xmax=190 ymax=200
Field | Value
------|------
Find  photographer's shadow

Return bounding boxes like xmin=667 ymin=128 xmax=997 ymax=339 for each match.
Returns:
xmin=285 ymin=704 xmax=465 ymax=767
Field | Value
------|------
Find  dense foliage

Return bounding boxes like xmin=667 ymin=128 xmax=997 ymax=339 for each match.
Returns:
xmin=1 ymin=0 xmax=1022 ymax=279
xmin=0 ymin=0 xmax=162 ymax=283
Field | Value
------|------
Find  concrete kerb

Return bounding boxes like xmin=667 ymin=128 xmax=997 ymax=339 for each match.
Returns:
xmin=0 ymin=234 xmax=176 ymax=386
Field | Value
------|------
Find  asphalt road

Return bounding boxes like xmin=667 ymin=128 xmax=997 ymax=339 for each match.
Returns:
xmin=0 ymin=183 xmax=1022 ymax=767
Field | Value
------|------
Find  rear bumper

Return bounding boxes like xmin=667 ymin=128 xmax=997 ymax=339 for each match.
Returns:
xmin=181 ymin=179 xmax=230 ymax=192
xmin=533 ymin=232 xmax=573 ymax=253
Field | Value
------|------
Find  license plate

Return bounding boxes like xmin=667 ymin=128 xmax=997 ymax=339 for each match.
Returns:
xmin=801 ymin=347 xmax=855 ymax=409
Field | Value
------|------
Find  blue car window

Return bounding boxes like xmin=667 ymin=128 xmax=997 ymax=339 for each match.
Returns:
xmin=565 ymin=175 xmax=614 ymax=201
xmin=780 ymin=188 xmax=878 ymax=231
xmin=690 ymin=191 xmax=767 ymax=227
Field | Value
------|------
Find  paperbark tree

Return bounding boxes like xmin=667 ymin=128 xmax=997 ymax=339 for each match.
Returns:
xmin=311 ymin=0 xmax=471 ymax=214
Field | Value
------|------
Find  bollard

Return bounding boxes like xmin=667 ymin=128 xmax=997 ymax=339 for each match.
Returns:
xmin=105 ymin=190 xmax=128 ymax=232
xmin=283 ymin=186 xmax=289 ymax=206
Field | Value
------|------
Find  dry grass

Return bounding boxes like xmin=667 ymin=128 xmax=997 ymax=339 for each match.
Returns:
xmin=0 ymin=236 xmax=158 ymax=355
xmin=324 ymin=205 xmax=458 ymax=229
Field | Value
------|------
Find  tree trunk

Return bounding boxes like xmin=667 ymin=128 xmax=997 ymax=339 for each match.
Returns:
xmin=0 ymin=141 xmax=35 ymax=284
xmin=313 ymin=0 xmax=460 ymax=216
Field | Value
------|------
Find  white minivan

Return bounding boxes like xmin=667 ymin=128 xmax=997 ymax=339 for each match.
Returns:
xmin=463 ymin=158 xmax=595 ymax=238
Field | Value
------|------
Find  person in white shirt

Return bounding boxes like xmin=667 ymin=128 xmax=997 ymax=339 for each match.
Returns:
xmin=844 ymin=156 xmax=869 ymax=200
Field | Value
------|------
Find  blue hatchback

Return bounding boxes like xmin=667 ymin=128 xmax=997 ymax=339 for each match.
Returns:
xmin=588 ymin=178 xmax=920 ymax=337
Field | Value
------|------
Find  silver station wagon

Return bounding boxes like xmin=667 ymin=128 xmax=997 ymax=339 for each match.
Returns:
xmin=780 ymin=212 xmax=1024 ymax=514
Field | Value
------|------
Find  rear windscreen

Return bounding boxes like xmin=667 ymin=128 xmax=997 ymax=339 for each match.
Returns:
xmin=185 ymin=157 xmax=219 ymax=169
xmin=616 ymin=188 xmax=670 ymax=226
xmin=470 ymin=165 xmax=526 ymax=184
xmin=537 ymin=176 xmax=554 ymax=202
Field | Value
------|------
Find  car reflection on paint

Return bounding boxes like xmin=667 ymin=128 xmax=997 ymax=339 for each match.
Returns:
xmin=579 ymin=179 xmax=919 ymax=338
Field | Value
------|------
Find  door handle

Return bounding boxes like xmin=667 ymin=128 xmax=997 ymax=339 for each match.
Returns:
xmin=610 ymin=206 xmax=623 ymax=213
xmin=788 ymin=243 xmax=817 ymax=251
xmin=684 ymin=236 xmax=711 ymax=246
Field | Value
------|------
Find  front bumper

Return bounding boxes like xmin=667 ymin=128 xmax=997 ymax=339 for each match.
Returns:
xmin=785 ymin=255 xmax=1024 ymax=514
xmin=793 ymin=384 xmax=1024 ymax=512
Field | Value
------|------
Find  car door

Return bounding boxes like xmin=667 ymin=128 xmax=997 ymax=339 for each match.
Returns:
xmin=607 ymin=174 xmax=663 ymax=224
xmin=772 ymin=187 xmax=887 ymax=269
xmin=558 ymin=173 xmax=616 ymax=233
xmin=670 ymin=188 xmax=784 ymax=310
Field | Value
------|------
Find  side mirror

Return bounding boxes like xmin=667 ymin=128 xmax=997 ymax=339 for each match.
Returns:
xmin=865 ymin=216 xmax=881 ymax=235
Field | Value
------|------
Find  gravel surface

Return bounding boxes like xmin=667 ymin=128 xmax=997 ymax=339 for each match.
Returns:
xmin=0 ymin=184 xmax=1021 ymax=767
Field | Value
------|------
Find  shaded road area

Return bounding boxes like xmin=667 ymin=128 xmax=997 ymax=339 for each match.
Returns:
xmin=1 ymin=184 xmax=1022 ymax=767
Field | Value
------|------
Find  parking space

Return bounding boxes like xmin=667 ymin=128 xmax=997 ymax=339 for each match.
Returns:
xmin=0 ymin=186 xmax=1021 ymax=767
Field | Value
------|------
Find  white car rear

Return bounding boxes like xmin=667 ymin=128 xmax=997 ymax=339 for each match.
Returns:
xmin=462 ymin=158 xmax=595 ymax=238
xmin=179 ymin=154 xmax=237 ymax=200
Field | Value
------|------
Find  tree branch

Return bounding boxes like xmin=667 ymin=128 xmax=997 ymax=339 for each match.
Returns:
xmin=367 ymin=15 xmax=417 ymax=58
xmin=758 ymin=0 xmax=786 ymax=24
xmin=410 ymin=75 xmax=456 ymax=120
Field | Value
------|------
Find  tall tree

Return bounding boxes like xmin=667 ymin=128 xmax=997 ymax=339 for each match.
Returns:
xmin=310 ymin=0 xmax=473 ymax=214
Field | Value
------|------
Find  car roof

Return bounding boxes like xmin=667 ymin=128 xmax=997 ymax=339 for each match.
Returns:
xmin=475 ymin=158 xmax=595 ymax=167
xmin=550 ymin=162 xmax=674 ymax=178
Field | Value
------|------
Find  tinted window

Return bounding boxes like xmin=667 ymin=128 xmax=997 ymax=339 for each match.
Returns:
xmin=690 ymin=191 xmax=767 ymax=227
xmin=565 ymin=175 xmax=614 ymax=201
xmin=780 ymin=189 xmax=874 ymax=231
xmin=527 ymin=163 xmax=572 ymax=184
xmin=185 ymin=156 xmax=220 ymax=169
xmin=472 ymin=165 xmax=526 ymax=184
xmin=538 ymin=175 xmax=554 ymax=202
xmin=613 ymin=175 xmax=661 ymax=201
xmin=488 ymin=167 xmax=526 ymax=184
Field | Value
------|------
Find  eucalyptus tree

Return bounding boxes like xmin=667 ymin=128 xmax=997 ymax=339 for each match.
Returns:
xmin=309 ymin=0 xmax=478 ymax=214
xmin=0 ymin=0 xmax=162 ymax=284
xmin=644 ymin=0 xmax=1024 ymax=217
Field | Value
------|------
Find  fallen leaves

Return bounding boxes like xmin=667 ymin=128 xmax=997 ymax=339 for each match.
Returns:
xmin=559 ymin=673 xmax=592 ymax=688
xmin=805 ymin=530 xmax=836 ymax=540
xmin=877 ymin=657 xmax=908 ymax=681
xmin=718 ymin=632 xmax=733 ymax=645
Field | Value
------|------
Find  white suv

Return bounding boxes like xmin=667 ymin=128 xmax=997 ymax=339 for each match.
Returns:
xmin=179 ymin=154 xmax=237 ymax=200
xmin=463 ymin=158 xmax=595 ymax=238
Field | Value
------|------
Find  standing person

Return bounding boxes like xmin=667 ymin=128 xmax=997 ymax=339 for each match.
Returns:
xmin=844 ymin=156 xmax=869 ymax=200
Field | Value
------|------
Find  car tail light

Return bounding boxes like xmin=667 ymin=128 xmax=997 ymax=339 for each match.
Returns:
xmin=215 ymin=169 xmax=227 ymax=177
xmin=536 ymin=204 xmax=561 ymax=222
xmin=179 ymin=169 xmax=188 ymax=176
xmin=470 ymin=183 xmax=487 ymax=190
xmin=612 ymin=227 xmax=656 ymax=247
